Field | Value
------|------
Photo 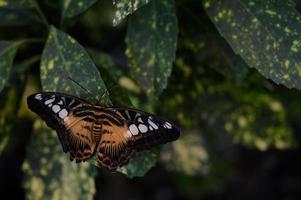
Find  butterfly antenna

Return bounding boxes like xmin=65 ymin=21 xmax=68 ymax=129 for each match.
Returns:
xmin=100 ymin=84 xmax=118 ymax=99
xmin=60 ymin=70 xmax=114 ymax=103
xmin=67 ymin=76 xmax=94 ymax=96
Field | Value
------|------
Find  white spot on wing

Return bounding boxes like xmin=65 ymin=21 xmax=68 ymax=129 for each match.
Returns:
xmin=52 ymin=105 xmax=60 ymax=113
xmin=134 ymin=113 xmax=141 ymax=119
xmin=44 ymin=98 xmax=55 ymax=105
xmin=69 ymin=98 xmax=75 ymax=106
xmin=138 ymin=124 xmax=148 ymax=133
xmin=165 ymin=122 xmax=172 ymax=126
xmin=148 ymin=118 xmax=158 ymax=130
xmin=58 ymin=109 xmax=68 ymax=119
xmin=138 ymin=117 xmax=143 ymax=123
xmin=149 ymin=126 xmax=153 ymax=131
xmin=129 ymin=124 xmax=139 ymax=135
xmin=58 ymin=100 xmax=63 ymax=105
xmin=34 ymin=94 xmax=42 ymax=100
xmin=164 ymin=122 xmax=172 ymax=129
xmin=125 ymin=110 xmax=131 ymax=120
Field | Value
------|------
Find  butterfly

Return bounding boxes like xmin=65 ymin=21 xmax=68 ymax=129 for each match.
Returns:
xmin=27 ymin=92 xmax=180 ymax=171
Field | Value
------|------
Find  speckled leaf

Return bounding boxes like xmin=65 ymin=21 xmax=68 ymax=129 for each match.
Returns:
xmin=0 ymin=81 xmax=25 ymax=156
xmin=0 ymin=9 xmax=40 ymax=26
xmin=223 ymin=95 xmax=295 ymax=151
xmin=41 ymin=26 xmax=110 ymax=104
xmin=117 ymin=149 xmax=159 ymax=178
xmin=126 ymin=0 xmax=178 ymax=96
xmin=0 ymin=0 xmax=33 ymax=8
xmin=91 ymin=148 xmax=159 ymax=177
xmin=112 ymin=0 xmax=150 ymax=26
xmin=0 ymin=0 xmax=40 ymax=26
xmin=204 ymin=0 xmax=301 ymax=90
xmin=0 ymin=41 xmax=18 ymax=93
xmin=160 ymin=133 xmax=209 ymax=176
xmin=23 ymin=120 xmax=95 ymax=200
xmin=61 ymin=0 xmax=97 ymax=19
xmin=88 ymin=50 xmax=136 ymax=107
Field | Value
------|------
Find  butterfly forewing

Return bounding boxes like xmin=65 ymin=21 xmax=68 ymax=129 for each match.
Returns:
xmin=27 ymin=92 xmax=97 ymax=162
xmin=113 ymin=108 xmax=180 ymax=147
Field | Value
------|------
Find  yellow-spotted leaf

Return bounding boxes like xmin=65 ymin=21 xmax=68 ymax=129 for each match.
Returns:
xmin=0 ymin=0 xmax=41 ymax=26
xmin=117 ymin=149 xmax=159 ymax=178
xmin=23 ymin=120 xmax=95 ymax=200
xmin=204 ymin=0 xmax=301 ymax=90
xmin=126 ymin=0 xmax=178 ymax=96
xmin=0 ymin=41 xmax=19 ymax=93
xmin=61 ymin=0 xmax=97 ymax=19
xmin=40 ymin=26 xmax=110 ymax=105
xmin=112 ymin=0 xmax=150 ymax=26
xmin=0 ymin=0 xmax=33 ymax=8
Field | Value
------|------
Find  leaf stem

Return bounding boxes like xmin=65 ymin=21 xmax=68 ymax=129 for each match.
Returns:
xmin=21 ymin=38 xmax=45 ymax=44
xmin=15 ymin=38 xmax=45 ymax=48
xmin=30 ymin=0 xmax=49 ymax=28
xmin=13 ymin=55 xmax=41 ymax=73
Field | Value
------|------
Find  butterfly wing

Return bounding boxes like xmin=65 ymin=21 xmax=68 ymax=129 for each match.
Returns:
xmin=27 ymin=92 xmax=97 ymax=162
xmin=96 ymin=108 xmax=180 ymax=171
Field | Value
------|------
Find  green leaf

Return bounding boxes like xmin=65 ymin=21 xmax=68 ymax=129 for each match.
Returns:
xmin=0 ymin=87 xmax=24 ymax=156
xmin=117 ymin=149 xmax=159 ymax=178
xmin=0 ymin=0 xmax=40 ymax=26
xmin=89 ymin=50 xmax=130 ymax=80
xmin=23 ymin=120 xmax=96 ymax=200
xmin=88 ymin=50 xmax=137 ymax=107
xmin=91 ymin=148 xmax=159 ymax=177
xmin=61 ymin=0 xmax=97 ymax=19
xmin=126 ymin=0 xmax=178 ymax=96
xmin=161 ymin=133 xmax=209 ymax=176
xmin=0 ymin=41 xmax=18 ymax=93
xmin=0 ymin=9 xmax=40 ymax=26
xmin=204 ymin=0 xmax=301 ymax=90
xmin=159 ymin=50 xmax=295 ymax=151
xmin=41 ymin=26 xmax=110 ymax=104
xmin=223 ymin=93 xmax=295 ymax=151
xmin=0 ymin=0 xmax=33 ymax=9
xmin=112 ymin=0 xmax=150 ymax=26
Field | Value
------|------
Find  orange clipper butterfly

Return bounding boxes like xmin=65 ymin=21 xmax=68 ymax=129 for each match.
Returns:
xmin=27 ymin=92 xmax=180 ymax=171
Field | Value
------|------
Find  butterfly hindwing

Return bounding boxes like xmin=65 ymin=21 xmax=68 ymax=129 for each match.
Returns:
xmin=96 ymin=108 xmax=180 ymax=171
xmin=97 ymin=121 xmax=136 ymax=171
xmin=27 ymin=92 xmax=97 ymax=162
xmin=59 ymin=115 xmax=96 ymax=162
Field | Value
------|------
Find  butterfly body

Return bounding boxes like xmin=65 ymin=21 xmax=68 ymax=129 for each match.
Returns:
xmin=27 ymin=92 xmax=180 ymax=171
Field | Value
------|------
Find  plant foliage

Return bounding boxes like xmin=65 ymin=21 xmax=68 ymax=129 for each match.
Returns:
xmin=0 ymin=0 xmax=300 ymax=199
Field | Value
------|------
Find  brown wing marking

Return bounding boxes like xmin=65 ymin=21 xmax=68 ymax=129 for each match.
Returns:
xmin=97 ymin=124 xmax=135 ymax=171
xmin=58 ymin=114 xmax=96 ymax=162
